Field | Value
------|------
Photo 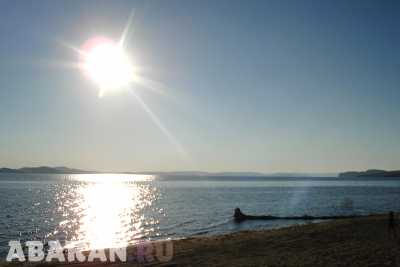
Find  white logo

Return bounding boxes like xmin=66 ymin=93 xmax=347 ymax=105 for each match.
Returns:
xmin=6 ymin=240 xmax=173 ymax=263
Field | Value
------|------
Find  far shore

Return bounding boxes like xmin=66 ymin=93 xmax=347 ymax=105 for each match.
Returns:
xmin=2 ymin=214 xmax=400 ymax=266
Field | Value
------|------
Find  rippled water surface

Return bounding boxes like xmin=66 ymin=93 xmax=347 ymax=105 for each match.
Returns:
xmin=1 ymin=173 xmax=400 ymax=256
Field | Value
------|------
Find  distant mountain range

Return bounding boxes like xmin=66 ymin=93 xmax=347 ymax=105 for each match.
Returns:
xmin=2 ymin=166 xmax=399 ymax=178
xmin=338 ymin=169 xmax=400 ymax=178
xmin=0 ymin=166 xmax=93 ymax=174
xmin=0 ymin=166 xmax=337 ymax=177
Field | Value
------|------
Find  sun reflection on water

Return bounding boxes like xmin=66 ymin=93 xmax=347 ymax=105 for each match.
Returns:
xmin=53 ymin=174 xmax=160 ymax=250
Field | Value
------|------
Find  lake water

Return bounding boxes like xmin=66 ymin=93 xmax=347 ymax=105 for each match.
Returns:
xmin=1 ymin=173 xmax=400 ymax=256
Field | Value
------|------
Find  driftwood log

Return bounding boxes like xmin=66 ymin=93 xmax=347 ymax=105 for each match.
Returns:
xmin=233 ymin=208 xmax=362 ymax=223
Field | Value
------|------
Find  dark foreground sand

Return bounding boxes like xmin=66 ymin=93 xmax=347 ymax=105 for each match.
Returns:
xmin=2 ymin=215 xmax=400 ymax=267
xmin=155 ymin=215 xmax=400 ymax=267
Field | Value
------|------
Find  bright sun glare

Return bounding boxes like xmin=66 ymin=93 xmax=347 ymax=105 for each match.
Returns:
xmin=81 ymin=37 xmax=135 ymax=95
xmin=71 ymin=24 xmax=186 ymax=156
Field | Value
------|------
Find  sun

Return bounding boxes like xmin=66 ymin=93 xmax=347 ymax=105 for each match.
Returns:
xmin=81 ymin=37 xmax=135 ymax=95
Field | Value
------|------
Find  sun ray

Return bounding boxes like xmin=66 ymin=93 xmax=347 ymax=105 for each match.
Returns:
xmin=132 ymin=75 xmax=170 ymax=96
xmin=57 ymin=39 xmax=86 ymax=56
xmin=118 ymin=9 xmax=136 ymax=49
xmin=129 ymin=90 xmax=187 ymax=157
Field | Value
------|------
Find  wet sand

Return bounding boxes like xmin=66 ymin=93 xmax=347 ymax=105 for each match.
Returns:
xmin=2 ymin=214 xmax=400 ymax=267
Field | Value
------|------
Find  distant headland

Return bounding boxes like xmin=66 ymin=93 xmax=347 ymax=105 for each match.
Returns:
xmin=338 ymin=169 xmax=400 ymax=178
xmin=0 ymin=166 xmax=93 ymax=174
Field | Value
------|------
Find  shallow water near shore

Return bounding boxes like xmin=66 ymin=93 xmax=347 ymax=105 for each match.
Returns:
xmin=1 ymin=173 xmax=400 ymax=256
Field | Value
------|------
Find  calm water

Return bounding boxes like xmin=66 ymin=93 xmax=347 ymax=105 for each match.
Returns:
xmin=1 ymin=173 xmax=400 ymax=256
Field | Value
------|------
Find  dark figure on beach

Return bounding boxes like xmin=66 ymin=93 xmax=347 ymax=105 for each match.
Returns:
xmin=388 ymin=211 xmax=397 ymax=239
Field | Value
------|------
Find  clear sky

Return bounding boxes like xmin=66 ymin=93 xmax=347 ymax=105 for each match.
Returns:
xmin=0 ymin=0 xmax=399 ymax=173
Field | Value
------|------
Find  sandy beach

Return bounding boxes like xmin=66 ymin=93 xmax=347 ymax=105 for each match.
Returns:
xmin=154 ymin=214 xmax=400 ymax=266
xmin=3 ymin=214 xmax=400 ymax=267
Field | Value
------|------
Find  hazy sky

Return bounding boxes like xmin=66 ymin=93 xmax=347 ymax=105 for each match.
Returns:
xmin=0 ymin=0 xmax=399 ymax=173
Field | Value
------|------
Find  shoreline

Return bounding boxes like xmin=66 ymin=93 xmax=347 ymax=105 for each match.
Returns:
xmin=2 ymin=214 xmax=400 ymax=266
xmin=161 ymin=214 xmax=400 ymax=266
